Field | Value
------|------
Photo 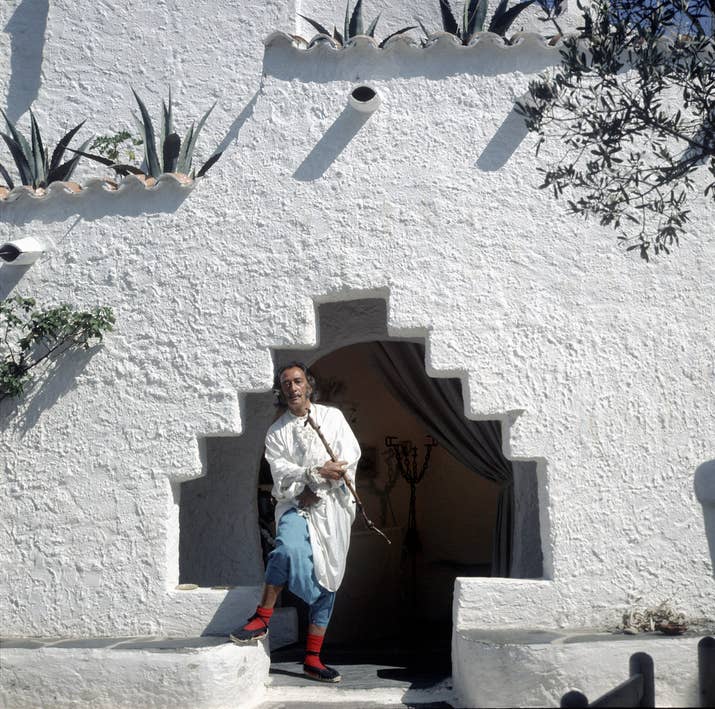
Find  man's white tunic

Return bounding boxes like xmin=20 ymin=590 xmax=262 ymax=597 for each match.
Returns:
xmin=265 ymin=403 xmax=360 ymax=592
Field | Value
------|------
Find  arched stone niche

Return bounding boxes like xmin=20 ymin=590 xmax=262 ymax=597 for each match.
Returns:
xmin=179 ymin=298 xmax=542 ymax=596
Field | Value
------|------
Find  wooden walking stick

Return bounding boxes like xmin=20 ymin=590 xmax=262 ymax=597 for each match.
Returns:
xmin=304 ymin=412 xmax=391 ymax=545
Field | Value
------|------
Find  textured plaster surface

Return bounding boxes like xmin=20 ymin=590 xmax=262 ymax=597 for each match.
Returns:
xmin=0 ymin=1 xmax=713 ymax=700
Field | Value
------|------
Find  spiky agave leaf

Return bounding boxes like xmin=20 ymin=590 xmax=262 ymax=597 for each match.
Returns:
xmin=48 ymin=137 xmax=92 ymax=183
xmin=181 ymin=102 xmax=216 ymax=175
xmin=108 ymin=163 xmax=147 ymax=176
xmin=490 ymin=0 xmax=510 ymax=25
xmin=68 ymin=148 xmax=114 ymax=166
xmin=162 ymin=132 xmax=181 ymax=174
xmin=0 ymin=161 xmax=15 ymax=190
xmin=464 ymin=0 xmax=488 ymax=42
xmin=131 ymin=89 xmax=161 ymax=178
xmin=0 ymin=110 xmax=33 ymax=176
xmin=176 ymin=123 xmax=195 ymax=175
xmin=195 ymin=151 xmax=222 ymax=178
xmin=298 ymin=14 xmax=332 ymax=37
xmin=344 ymin=0 xmax=351 ymax=40
xmin=439 ymin=0 xmax=460 ymax=36
xmin=49 ymin=120 xmax=87 ymax=174
xmin=488 ymin=0 xmax=535 ymax=36
xmin=416 ymin=17 xmax=431 ymax=40
xmin=348 ymin=0 xmax=365 ymax=38
xmin=0 ymin=132 xmax=33 ymax=186
xmin=475 ymin=0 xmax=489 ymax=32
xmin=130 ymin=110 xmax=147 ymax=168
xmin=67 ymin=148 xmax=143 ymax=177
xmin=333 ymin=26 xmax=345 ymax=44
xmin=307 ymin=33 xmax=340 ymax=48
xmin=378 ymin=25 xmax=418 ymax=48
xmin=366 ymin=14 xmax=381 ymax=37
xmin=160 ymin=88 xmax=173 ymax=167
xmin=29 ymin=111 xmax=48 ymax=186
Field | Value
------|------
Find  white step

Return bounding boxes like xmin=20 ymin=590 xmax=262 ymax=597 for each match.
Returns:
xmin=260 ymin=681 xmax=455 ymax=707
xmin=260 ymin=662 xmax=455 ymax=707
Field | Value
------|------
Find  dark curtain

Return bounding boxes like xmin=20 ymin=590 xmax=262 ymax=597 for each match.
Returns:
xmin=370 ymin=341 xmax=514 ymax=576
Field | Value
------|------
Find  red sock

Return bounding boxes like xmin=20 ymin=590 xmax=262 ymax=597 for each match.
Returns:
xmin=243 ymin=605 xmax=273 ymax=631
xmin=304 ymin=632 xmax=327 ymax=670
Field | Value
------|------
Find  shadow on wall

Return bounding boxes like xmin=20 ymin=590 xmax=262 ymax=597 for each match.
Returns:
xmin=179 ymin=392 xmax=275 ymax=587
xmin=200 ymin=589 xmax=260 ymax=637
xmin=3 ymin=0 xmax=49 ymax=122
xmin=0 ymin=263 xmax=32 ymax=299
xmin=695 ymin=459 xmax=715 ymax=576
xmin=0 ymin=344 xmax=103 ymax=434
xmin=475 ymin=108 xmax=530 ymax=172
xmin=0 ymin=179 xmax=195 ymax=227
xmin=293 ymin=107 xmax=371 ymax=181
xmin=214 ymin=91 xmax=260 ymax=155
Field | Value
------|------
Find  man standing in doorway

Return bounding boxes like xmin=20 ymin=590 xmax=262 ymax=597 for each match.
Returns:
xmin=230 ymin=361 xmax=360 ymax=683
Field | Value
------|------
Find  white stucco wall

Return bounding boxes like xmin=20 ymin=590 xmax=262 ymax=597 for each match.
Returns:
xmin=0 ymin=0 xmax=712 ymax=669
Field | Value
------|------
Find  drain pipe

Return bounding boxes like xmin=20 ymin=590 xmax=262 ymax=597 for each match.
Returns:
xmin=0 ymin=237 xmax=45 ymax=265
xmin=348 ymin=85 xmax=381 ymax=114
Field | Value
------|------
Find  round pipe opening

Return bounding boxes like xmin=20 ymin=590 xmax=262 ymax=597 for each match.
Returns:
xmin=0 ymin=237 xmax=45 ymax=265
xmin=0 ymin=244 xmax=21 ymax=263
xmin=348 ymin=85 xmax=381 ymax=114
xmin=351 ymin=86 xmax=376 ymax=103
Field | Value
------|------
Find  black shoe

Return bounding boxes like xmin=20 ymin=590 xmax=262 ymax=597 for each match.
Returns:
xmin=303 ymin=663 xmax=342 ymax=683
xmin=229 ymin=613 xmax=269 ymax=644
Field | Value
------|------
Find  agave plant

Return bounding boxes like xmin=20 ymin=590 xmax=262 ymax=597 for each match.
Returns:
xmin=487 ymin=0 xmax=542 ymax=36
xmin=75 ymin=90 xmax=222 ymax=180
xmin=418 ymin=0 xmax=541 ymax=44
xmin=299 ymin=0 xmax=416 ymax=48
xmin=0 ymin=109 xmax=90 ymax=190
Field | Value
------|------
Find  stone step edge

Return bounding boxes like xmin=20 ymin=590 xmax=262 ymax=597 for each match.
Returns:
xmin=264 ymin=681 xmax=455 ymax=705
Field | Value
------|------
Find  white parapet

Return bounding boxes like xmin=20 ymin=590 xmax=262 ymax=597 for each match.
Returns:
xmin=0 ymin=637 xmax=270 ymax=709
xmin=452 ymin=629 xmax=704 ymax=708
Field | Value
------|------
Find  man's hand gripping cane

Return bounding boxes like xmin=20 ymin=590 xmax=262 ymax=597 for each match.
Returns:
xmin=304 ymin=412 xmax=391 ymax=545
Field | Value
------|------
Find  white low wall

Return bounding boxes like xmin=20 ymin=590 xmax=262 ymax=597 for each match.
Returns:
xmin=453 ymin=630 xmax=704 ymax=708
xmin=0 ymin=639 xmax=270 ymax=709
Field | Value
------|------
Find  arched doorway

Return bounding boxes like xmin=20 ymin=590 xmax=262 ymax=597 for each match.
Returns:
xmin=178 ymin=298 xmax=542 ymax=666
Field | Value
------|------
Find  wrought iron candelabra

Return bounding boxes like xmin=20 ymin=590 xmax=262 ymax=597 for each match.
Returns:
xmin=385 ymin=434 xmax=437 ymax=606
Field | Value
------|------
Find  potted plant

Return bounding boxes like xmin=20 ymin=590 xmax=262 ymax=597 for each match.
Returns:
xmin=0 ymin=109 xmax=90 ymax=199
xmin=73 ymin=89 xmax=222 ymax=186
xmin=416 ymin=0 xmax=561 ymax=46
xmin=297 ymin=0 xmax=416 ymax=48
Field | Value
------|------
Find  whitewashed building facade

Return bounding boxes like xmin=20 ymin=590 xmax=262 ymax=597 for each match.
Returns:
xmin=1 ymin=1 xmax=713 ymax=707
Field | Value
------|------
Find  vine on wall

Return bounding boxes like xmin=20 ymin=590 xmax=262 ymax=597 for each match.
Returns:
xmin=0 ymin=296 xmax=114 ymax=402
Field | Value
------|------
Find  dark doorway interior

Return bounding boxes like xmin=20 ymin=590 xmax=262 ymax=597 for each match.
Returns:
xmin=304 ymin=341 xmax=497 ymax=665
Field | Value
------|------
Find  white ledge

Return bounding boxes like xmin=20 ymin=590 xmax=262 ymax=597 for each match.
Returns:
xmin=264 ymin=29 xmax=564 ymax=53
xmin=0 ymin=173 xmax=198 ymax=204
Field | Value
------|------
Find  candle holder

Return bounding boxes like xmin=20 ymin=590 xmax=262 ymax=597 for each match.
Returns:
xmin=385 ymin=435 xmax=437 ymax=606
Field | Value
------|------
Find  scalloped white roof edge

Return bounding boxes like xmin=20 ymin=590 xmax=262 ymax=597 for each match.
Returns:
xmin=264 ymin=29 xmax=565 ymax=52
xmin=0 ymin=173 xmax=197 ymax=204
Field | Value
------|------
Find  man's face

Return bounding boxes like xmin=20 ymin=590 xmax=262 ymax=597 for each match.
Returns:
xmin=280 ymin=366 xmax=312 ymax=415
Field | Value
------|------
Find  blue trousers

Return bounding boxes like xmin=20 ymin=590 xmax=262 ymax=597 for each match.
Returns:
xmin=265 ymin=508 xmax=336 ymax=627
